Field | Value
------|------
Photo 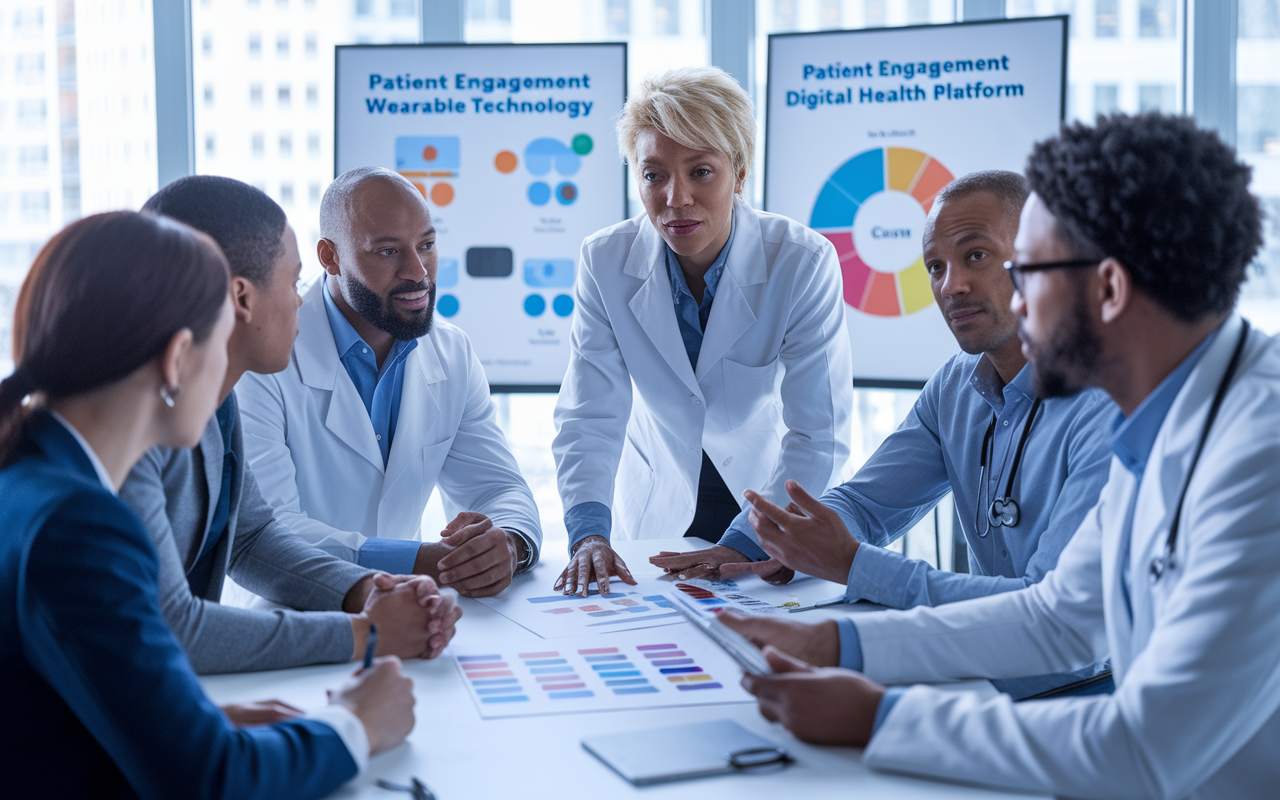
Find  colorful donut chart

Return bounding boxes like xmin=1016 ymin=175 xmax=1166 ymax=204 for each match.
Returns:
xmin=809 ymin=147 xmax=954 ymax=317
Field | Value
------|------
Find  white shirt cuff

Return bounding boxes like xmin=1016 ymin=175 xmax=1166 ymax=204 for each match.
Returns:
xmin=306 ymin=704 xmax=370 ymax=776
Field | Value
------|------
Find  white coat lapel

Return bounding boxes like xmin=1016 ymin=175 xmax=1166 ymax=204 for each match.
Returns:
xmin=295 ymin=281 xmax=384 ymax=474
xmin=695 ymin=199 xmax=766 ymax=382
xmin=625 ymin=221 xmax=701 ymax=396
xmin=382 ymin=339 xmax=444 ymax=497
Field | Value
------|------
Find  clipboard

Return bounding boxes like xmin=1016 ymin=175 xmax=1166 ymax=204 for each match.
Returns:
xmin=582 ymin=719 xmax=793 ymax=785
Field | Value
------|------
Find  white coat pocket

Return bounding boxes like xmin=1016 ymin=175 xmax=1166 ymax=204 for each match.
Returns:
xmin=721 ymin=358 xmax=779 ymax=430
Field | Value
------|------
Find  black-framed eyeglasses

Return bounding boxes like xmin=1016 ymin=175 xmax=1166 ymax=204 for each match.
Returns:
xmin=1003 ymin=259 xmax=1100 ymax=292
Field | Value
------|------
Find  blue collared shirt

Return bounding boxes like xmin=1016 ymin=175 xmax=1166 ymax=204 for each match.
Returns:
xmin=563 ymin=217 xmax=736 ymax=551
xmin=322 ymin=278 xmax=422 ymax=573
xmin=723 ymin=352 xmax=1115 ymax=608
xmin=1114 ymin=325 xmax=1220 ymax=626
xmin=726 ymin=352 xmax=1115 ymax=699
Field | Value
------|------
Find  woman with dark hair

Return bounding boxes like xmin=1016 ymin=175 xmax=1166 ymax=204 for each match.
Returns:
xmin=0 ymin=211 xmax=415 ymax=799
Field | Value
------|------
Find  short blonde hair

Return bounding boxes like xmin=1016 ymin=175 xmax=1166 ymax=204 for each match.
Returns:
xmin=616 ymin=66 xmax=755 ymax=183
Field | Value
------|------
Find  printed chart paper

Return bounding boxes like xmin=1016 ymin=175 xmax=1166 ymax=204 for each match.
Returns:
xmin=474 ymin=576 xmax=789 ymax=639
xmin=452 ymin=629 xmax=754 ymax=718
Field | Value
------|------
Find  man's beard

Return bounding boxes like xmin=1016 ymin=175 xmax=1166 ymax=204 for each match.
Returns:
xmin=344 ymin=275 xmax=436 ymax=341
xmin=1026 ymin=286 xmax=1100 ymax=399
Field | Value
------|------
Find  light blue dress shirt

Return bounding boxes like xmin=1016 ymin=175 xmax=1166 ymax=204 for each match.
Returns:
xmin=564 ymin=217 xmax=736 ymax=552
xmin=1114 ymin=325 xmax=1218 ymax=634
xmin=726 ymin=351 xmax=1114 ymax=698
xmin=321 ymin=278 xmax=422 ymax=574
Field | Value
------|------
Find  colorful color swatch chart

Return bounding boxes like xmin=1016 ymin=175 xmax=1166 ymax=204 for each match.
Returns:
xmin=475 ymin=575 xmax=788 ymax=639
xmin=452 ymin=630 xmax=753 ymax=719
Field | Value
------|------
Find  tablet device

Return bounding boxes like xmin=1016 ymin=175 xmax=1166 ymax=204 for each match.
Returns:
xmin=666 ymin=591 xmax=773 ymax=676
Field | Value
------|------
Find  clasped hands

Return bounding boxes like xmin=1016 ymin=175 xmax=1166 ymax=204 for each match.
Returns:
xmin=416 ymin=511 xmax=525 ymax=597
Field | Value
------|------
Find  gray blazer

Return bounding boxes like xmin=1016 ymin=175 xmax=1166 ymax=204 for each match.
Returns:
xmin=121 ymin=392 xmax=372 ymax=674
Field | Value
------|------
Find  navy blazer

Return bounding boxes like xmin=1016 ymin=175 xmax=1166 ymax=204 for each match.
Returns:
xmin=0 ymin=412 xmax=357 ymax=799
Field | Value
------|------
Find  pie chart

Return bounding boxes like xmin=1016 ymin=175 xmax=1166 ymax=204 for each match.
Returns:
xmin=810 ymin=147 xmax=954 ymax=317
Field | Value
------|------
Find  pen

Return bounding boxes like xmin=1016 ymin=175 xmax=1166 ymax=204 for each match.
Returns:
xmin=363 ymin=623 xmax=378 ymax=670
xmin=786 ymin=595 xmax=847 ymax=613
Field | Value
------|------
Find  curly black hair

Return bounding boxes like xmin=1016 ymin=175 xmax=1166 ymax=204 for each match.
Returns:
xmin=143 ymin=175 xmax=287 ymax=286
xmin=1025 ymin=112 xmax=1264 ymax=322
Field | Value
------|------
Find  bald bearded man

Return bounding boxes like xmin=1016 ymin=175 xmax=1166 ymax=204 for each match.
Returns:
xmin=237 ymin=167 xmax=542 ymax=597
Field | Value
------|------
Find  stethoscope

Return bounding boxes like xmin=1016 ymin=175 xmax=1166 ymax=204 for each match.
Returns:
xmin=1149 ymin=321 xmax=1250 ymax=583
xmin=975 ymin=397 xmax=1043 ymax=537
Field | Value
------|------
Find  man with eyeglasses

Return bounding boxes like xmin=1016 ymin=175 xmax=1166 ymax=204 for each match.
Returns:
xmin=654 ymin=169 xmax=1115 ymax=700
xmin=725 ymin=112 xmax=1279 ymax=798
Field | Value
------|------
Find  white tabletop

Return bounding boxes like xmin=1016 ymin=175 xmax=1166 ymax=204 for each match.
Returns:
xmin=201 ymin=538 xmax=1047 ymax=800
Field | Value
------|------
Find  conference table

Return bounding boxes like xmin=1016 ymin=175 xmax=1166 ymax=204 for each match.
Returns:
xmin=202 ymin=538 xmax=1049 ymax=800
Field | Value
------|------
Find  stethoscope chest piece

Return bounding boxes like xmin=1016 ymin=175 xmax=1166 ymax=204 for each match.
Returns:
xmin=989 ymin=497 xmax=1021 ymax=528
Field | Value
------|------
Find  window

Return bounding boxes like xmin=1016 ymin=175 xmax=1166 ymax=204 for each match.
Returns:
xmin=356 ymin=0 xmax=374 ymax=15
xmin=249 ymin=34 xmax=262 ymax=57
xmin=18 ymin=144 xmax=48 ymax=176
xmin=305 ymin=33 xmax=318 ymax=58
xmin=1138 ymin=0 xmax=1175 ymax=38
xmin=250 ymin=83 xmax=263 ymax=108
xmin=307 ymin=131 xmax=320 ymax=157
xmin=390 ymin=0 xmax=415 ymax=15
xmin=907 ymin=0 xmax=931 ymax=24
xmin=1241 ymin=0 xmax=1280 ymax=37
xmin=865 ymin=0 xmax=887 ymax=27
xmin=205 ymin=133 xmax=215 ymax=158
xmin=1096 ymin=0 xmax=1119 ymax=37
xmin=16 ymin=53 xmax=45 ymax=84
xmin=1238 ymin=0 xmax=1280 ymax=334
xmin=278 ymin=84 xmax=291 ymax=109
xmin=1094 ymin=84 xmax=1119 ymax=115
xmin=309 ymin=181 xmax=321 ymax=204
xmin=17 ymin=98 xmax=46 ymax=130
xmin=251 ymin=132 xmax=265 ymax=157
xmin=19 ymin=190 xmax=49 ymax=223
xmin=280 ymin=181 xmax=294 ymax=205
xmin=1138 ymin=83 xmax=1175 ymax=112
xmin=653 ymin=0 xmax=679 ymax=35
xmin=606 ymin=0 xmax=629 ymax=36
xmin=202 ymin=33 xmax=213 ymax=57
xmin=203 ymin=84 xmax=214 ymax=108
xmin=279 ymin=132 xmax=292 ymax=158
xmin=306 ymin=83 xmax=318 ymax=107
xmin=14 ymin=7 xmax=43 ymax=38
xmin=276 ymin=33 xmax=290 ymax=58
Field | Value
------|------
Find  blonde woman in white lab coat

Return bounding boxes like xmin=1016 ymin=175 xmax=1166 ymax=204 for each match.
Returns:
xmin=553 ymin=66 xmax=853 ymax=595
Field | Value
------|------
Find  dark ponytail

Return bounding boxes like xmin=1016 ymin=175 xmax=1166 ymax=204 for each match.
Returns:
xmin=0 ymin=211 xmax=230 ymax=466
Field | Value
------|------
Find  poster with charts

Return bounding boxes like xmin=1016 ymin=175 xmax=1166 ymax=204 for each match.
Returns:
xmin=452 ymin=630 xmax=754 ymax=719
xmin=765 ymin=17 xmax=1065 ymax=385
xmin=473 ymin=576 xmax=788 ymax=639
xmin=335 ymin=43 xmax=627 ymax=389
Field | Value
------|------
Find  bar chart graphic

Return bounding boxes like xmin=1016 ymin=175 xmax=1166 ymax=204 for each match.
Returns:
xmin=453 ymin=631 xmax=753 ymax=718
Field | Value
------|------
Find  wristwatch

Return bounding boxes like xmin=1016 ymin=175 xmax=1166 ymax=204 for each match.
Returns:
xmin=509 ymin=529 xmax=536 ymax=573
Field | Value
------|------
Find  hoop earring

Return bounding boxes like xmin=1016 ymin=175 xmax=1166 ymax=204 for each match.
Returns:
xmin=159 ymin=385 xmax=180 ymax=408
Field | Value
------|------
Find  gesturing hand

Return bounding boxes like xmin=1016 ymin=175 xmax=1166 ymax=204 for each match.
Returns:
xmin=745 ymin=480 xmax=859 ymax=584
xmin=741 ymin=647 xmax=884 ymax=747
xmin=554 ymin=536 xmax=637 ymax=596
xmin=649 ymin=545 xmax=751 ymax=580
xmin=717 ymin=609 xmax=839 ymax=667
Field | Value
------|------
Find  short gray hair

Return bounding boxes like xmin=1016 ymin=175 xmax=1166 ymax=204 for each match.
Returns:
xmin=615 ymin=66 xmax=755 ymax=183
xmin=319 ymin=166 xmax=425 ymax=243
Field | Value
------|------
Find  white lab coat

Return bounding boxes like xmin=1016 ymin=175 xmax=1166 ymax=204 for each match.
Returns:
xmin=850 ymin=314 xmax=1280 ymax=799
xmin=237 ymin=280 xmax=542 ymax=561
xmin=553 ymin=195 xmax=853 ymax=539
